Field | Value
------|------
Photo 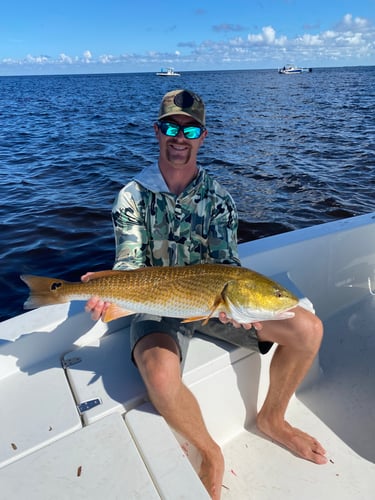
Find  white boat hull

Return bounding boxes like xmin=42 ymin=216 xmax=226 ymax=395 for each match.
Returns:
xmin=279 ymin=66 xmax=312 ymax=74
xmin=1 ymin=213 xmax=374 ymax=498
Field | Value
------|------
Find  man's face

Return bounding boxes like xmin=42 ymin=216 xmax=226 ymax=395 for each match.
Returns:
xmin=155 ymin=114 xmax=207 ymax=169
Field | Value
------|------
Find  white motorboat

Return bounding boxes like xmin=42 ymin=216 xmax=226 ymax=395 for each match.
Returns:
xmin=156 ymin=67 xmax=181 ymax=76
xmin=1 ymin=212 xmax=374 ymax=499
xmin=279 ymin=64 xmax=312 ymax=74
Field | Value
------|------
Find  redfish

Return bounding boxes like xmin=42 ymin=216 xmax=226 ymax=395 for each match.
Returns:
xmin=21 ymin=264 xmax=298 ymax=324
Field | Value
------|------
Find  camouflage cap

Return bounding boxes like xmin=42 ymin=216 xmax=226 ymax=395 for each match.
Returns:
xmin=158 ymin=89 xmax=205 ymax=126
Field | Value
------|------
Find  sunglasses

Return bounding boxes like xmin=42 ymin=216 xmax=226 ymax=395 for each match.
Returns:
xmin=157 ymin=121 xmax=205 ymax=140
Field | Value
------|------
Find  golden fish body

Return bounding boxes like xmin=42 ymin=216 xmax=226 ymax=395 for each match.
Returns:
xmin=21 ymin=264 xmax=298 ymax=323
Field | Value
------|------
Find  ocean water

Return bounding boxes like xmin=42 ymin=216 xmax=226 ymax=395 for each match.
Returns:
xmin=1 ymin=67 xmax=374 ymax=321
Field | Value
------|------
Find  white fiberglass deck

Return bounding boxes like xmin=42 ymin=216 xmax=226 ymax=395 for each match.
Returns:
xmin=0 ymin=213 xmax=374 ymax=499
xmin=218 ymin=296 xmax=375 ymax=499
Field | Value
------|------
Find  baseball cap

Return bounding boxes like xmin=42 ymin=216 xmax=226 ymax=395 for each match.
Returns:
xmin=158 ymin=89 xmax=205 ymax=126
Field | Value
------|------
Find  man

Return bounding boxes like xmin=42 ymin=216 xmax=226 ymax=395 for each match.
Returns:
xmin=85 ymin=89 xmax=327 ymax=500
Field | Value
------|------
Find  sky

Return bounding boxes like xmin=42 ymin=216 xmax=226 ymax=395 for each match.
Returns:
xmin=1 ymin=0 xmax=374 ymax=76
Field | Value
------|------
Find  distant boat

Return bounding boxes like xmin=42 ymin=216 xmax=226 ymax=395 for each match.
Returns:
xmin=156 ymin=67 xmax=181 ymax=77
xmin=278 ymin=64 xmax=312 ymax=74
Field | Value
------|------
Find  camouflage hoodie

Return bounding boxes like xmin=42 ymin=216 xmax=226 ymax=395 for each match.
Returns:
xmin=112 ymin=162 xmax=240 ymax=270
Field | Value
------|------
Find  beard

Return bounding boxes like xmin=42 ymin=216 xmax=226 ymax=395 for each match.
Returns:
xmin=165 ymin=139 xmax=192 ymax=166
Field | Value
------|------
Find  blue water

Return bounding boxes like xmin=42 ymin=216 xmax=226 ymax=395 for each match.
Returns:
xmin=1 ymin=67 xmax=374 ymax=321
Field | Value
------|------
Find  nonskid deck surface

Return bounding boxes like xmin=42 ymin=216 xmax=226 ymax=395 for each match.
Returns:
xmin=220 ymin=402 xmax=373 ymax=500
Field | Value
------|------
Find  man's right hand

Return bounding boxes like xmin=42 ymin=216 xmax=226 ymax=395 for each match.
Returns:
xmin=81 ymin=272 xmax=111 ymax=321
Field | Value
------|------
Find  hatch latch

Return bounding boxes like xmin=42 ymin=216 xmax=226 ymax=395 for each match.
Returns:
xmin=77 ymin=398 xmax=102 ymax=414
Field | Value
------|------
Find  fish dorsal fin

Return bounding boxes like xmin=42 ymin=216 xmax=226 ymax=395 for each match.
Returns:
xmin=85 ymin=270 xmax=124 ymax=281
xmin=102 ymin=304 xmax=135 ymax=323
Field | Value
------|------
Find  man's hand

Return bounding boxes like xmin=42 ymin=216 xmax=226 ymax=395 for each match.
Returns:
xmin=218 ymin=311 xmax=263 ymax=331
xmin=81 ymin=272 xmax=111 ymax=321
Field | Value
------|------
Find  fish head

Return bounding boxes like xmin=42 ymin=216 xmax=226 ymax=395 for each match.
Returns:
xmin=223 ymin=276 xmax=299 ymax=323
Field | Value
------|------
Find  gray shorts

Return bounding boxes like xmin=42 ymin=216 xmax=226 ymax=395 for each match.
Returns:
xmin=130 ymin=313 xmax=273 ymax=365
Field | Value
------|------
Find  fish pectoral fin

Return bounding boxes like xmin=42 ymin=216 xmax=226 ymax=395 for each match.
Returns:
xmin=201 ymin=293 xmax=228 ymax=325
xmin=102 ymin=304 xmax=135 ymax=323
xmin=181 ymin=293 xmax=226 ymax=326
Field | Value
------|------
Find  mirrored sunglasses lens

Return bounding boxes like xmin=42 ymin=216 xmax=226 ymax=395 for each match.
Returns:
xmin=161 ymin=123 xmax=179 ymax=136
xmin=183 ymin=127 xmax=202 ymax=139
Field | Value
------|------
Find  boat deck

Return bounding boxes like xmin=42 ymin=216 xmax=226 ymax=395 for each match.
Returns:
xmin=1 ymin=213 xmax=374 ymax=498
xmin=220 ymin=297 xmax=375 ymax=499
xmin=2 ymin=298 xmax=373 ymax=499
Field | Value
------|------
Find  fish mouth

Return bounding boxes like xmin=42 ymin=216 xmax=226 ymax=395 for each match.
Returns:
xmin=278 ymin=303 xmax=298 ymax=311
xmin=274 ymin=304 xmax=298 ymax=319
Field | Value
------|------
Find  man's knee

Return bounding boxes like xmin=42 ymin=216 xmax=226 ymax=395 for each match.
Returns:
xmin=259 ymin=307 xmax=323 ymax=352
xmin=134 ymin=333 xmax=181 ymax=396
xmin=299 ymin=310 xmax=323 ymax=353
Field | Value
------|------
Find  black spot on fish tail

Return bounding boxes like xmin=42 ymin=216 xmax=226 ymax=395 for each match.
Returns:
xmin=51 ymin=281 xmax=63 ymax=291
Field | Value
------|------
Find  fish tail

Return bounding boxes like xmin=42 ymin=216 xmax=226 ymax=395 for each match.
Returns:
xmin=21 ymin=275 xmax=70 ymax=309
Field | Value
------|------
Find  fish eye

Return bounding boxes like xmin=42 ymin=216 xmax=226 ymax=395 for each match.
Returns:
xmin=275 ymin=289 xmax=282 ymax=298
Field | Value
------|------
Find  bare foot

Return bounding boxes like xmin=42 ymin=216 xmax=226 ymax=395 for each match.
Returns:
xmin=199 ymin=446 xmax=225 ymax=500
xmin=257 ymin=415 xmax=327 ymax=464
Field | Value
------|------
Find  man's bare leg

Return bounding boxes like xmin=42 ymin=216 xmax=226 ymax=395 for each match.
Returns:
xmin=256 ymin=307 xmax=328 ymax=464
xmin=133 ymin=333 xmax=224 ymax=499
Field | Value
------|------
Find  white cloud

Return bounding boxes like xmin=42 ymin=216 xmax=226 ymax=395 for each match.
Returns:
xmin=342 ymin=13 xmax=368 ymax=29
xmin=98 ymin=54 xmax=114 ymax=64
xmin=1 ymin=13 xmax=373 ymax=74
xmin=323 ymin=31 xmax=336 ymax=39
xmin=247 ymin=26 xmax=287 ymax=47
xmin=83 ymin=50 xmax=92 ymax=62
xmin=299 ymin=34 xmax=323 ymax=46
xmin=262 ymin=26 xmax=276 ymax=44
xmin=348 ymin=33 xmax=363 ymax=45
xmin=25 ymin=54 xmax=49 ymax=63
xmin=59 ymin=53 xmax=73 ymax=64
